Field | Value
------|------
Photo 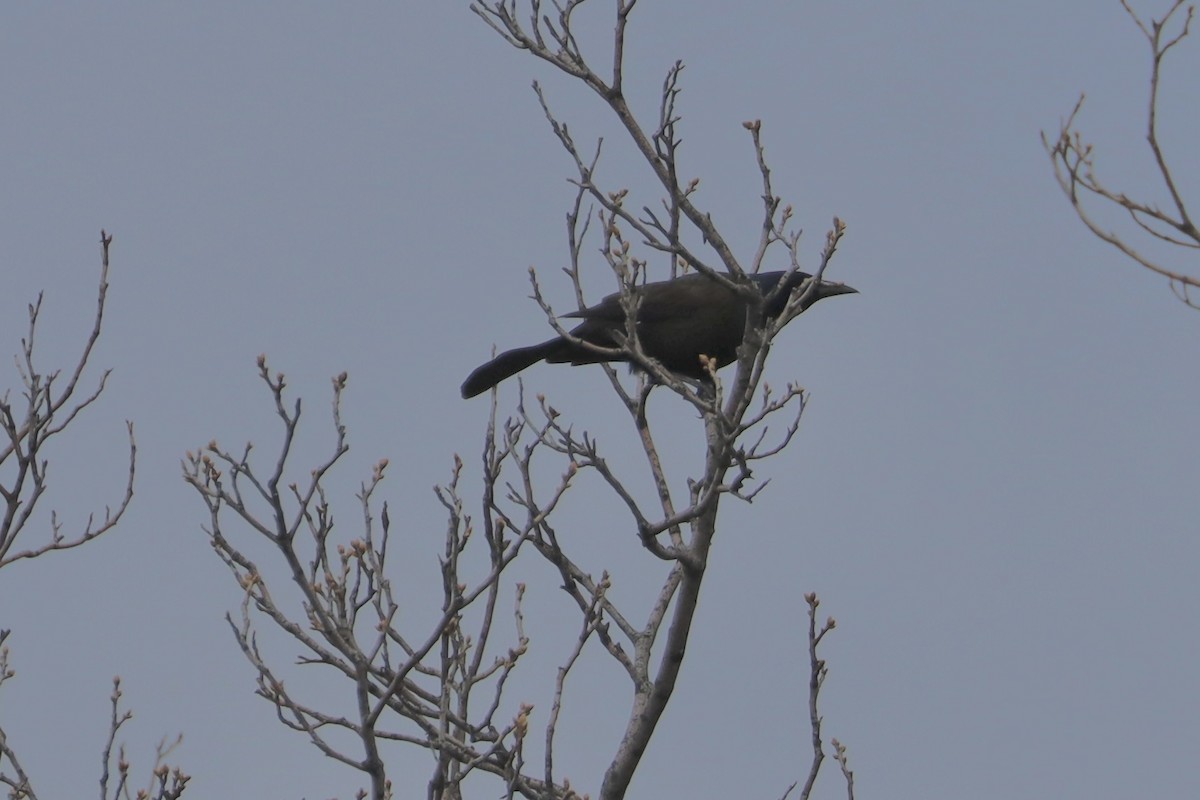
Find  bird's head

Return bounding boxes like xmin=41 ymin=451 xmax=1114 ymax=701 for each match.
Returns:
xmin=763 ymin=271 xmax=858 ymax=316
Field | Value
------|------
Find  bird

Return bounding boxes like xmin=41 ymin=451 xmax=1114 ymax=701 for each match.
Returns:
xmin=460 ymin=270 xmax=856 ymax=398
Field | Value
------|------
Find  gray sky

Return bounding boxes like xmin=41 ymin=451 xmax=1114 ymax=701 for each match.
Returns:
xmin=2 ymin=2 xmax=1197 ymax=798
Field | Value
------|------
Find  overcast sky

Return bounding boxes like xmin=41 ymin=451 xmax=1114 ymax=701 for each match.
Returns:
xmin=2 ymin=2 xmax=1198 ymax=798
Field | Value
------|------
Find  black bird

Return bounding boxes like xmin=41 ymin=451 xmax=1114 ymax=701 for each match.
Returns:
xmin=461 ymin=270 xmax=856 ymax=398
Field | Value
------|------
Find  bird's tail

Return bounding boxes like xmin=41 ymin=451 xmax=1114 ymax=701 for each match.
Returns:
xmin=460 ymin=340 xmax=563 ymax=398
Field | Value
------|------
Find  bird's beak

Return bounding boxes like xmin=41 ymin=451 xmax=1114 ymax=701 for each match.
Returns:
xmin=821 ymin=281 xmax=858 ymax=297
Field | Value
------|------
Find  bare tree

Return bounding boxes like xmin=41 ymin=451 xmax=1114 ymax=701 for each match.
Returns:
xmin=0 ymin=232 xmax=187 ymax=800
xmin=1044 ymin=0 xmax=1199 ymax=307
xmin=184 ymin=3 xmax=855 ymax=799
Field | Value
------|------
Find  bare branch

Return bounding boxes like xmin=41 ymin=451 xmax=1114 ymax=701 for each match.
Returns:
xmin=795 ymin=593 xmax=851 ymax=800
xmin=0 ymin=690 xmax=38 ymax=800
xmin=95 ymin=678 xmax=189 ymax=800
xmin=1044 ymin=2 xmax=1199 ymax=308
xmin=186 ymin=364 xmax=563 ymax=800
xmin=0 ymin=232 xmax=135 ymax=567
xmin=832 ymin=738 xmax=856 ymax=800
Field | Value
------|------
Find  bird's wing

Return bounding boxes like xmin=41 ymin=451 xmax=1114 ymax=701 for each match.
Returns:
xmin=562 ymin=275 xmax=731 ymax=323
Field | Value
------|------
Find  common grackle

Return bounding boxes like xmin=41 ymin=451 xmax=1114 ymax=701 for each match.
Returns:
xmin=460 ymin=270 xmax=856 ymax=398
